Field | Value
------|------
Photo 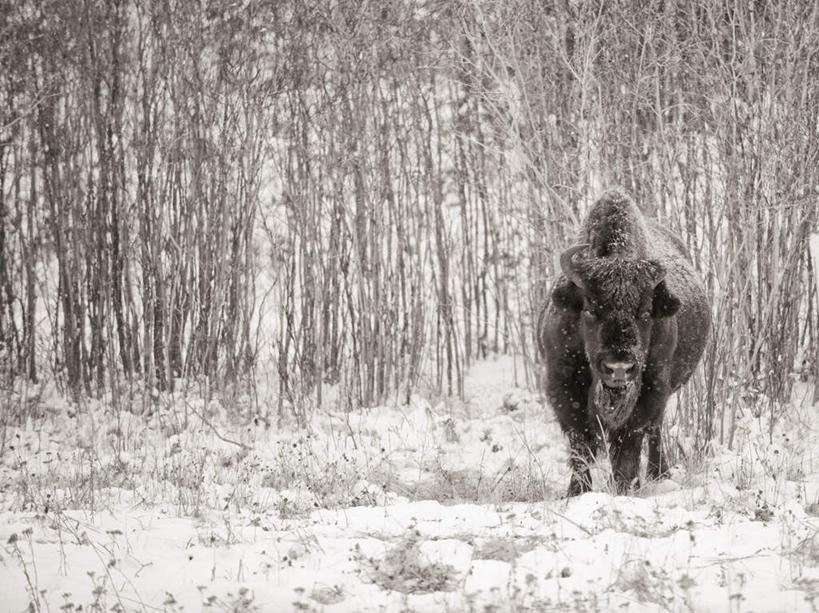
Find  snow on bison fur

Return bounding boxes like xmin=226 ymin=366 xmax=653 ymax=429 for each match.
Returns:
xmin=537 ymin=189 xmax=711 ymax=497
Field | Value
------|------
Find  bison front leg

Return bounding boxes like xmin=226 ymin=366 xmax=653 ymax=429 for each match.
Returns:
xmin=609 ymin=430 xmax=645 ymax=494
xmin=567 ymin=429 xmax=598 ymax=497
xmin=646 ymin=425 xmax=669 ymax=480
xmin=640 ymin=383 xmax=672 ymax=482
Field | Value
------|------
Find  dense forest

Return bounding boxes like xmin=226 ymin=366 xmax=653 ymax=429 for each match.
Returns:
xmin=2 ymin=0 xmax=818 ymax=450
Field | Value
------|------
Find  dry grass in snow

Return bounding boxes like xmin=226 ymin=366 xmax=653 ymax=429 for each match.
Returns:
xmin=2 ymin=356 xmax=819 ymax=612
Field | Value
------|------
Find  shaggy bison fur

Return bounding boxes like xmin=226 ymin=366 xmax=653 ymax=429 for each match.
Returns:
xmin=537 ymin=189 xmax=710 ymax=496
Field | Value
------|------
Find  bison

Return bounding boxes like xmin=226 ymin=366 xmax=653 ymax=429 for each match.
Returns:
xmin=538 ymin=189 xmax=710 ymax=496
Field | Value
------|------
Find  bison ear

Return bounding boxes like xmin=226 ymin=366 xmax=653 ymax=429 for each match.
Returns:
xmin=551 ymin=278 xmax=583 ymax=311
xmin=652 ymin=280 xmax=680 ymax=318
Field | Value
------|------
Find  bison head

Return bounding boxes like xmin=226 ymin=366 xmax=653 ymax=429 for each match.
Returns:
xmin=553 ymin=245 xmax=681 ymax=429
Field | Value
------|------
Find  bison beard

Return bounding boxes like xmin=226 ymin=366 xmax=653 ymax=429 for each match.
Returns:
xmin=592 ymin=379 xmax=640 ymax=430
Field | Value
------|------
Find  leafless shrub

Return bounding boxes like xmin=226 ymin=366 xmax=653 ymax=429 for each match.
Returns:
xmin=0 ymin=0 xmax=816 ymax=452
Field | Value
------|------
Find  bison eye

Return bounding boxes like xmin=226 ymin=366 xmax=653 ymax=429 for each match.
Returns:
xmin=639 ymin=311 xmax=651 ymax=322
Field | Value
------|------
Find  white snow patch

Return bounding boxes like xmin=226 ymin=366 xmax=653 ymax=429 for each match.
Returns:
xmin=1 ymin=356 xmax=819 ymax=611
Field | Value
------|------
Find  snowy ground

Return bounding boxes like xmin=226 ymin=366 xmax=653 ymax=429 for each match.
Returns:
xmin=2 ymin=357 xmax=819 ymax=612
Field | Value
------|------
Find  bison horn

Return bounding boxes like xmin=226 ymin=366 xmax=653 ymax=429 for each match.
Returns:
xmin=560 ymin=244 xmax=589 ymax=288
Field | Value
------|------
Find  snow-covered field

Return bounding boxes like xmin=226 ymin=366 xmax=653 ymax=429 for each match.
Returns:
xmin=2 ymin=356 xmax=819 ymax=612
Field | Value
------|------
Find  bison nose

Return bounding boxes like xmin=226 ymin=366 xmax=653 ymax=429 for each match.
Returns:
xmin=601 ymin=360 xmax=637 ymax=387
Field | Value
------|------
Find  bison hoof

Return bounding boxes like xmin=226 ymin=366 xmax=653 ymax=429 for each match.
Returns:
xmin=647 ymin=465 xmax=670 ymax=481
xmin=613 ymin=476 xmax=641 ymax=495
xmin=566 ymin=478 xmax=592 ymax=498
